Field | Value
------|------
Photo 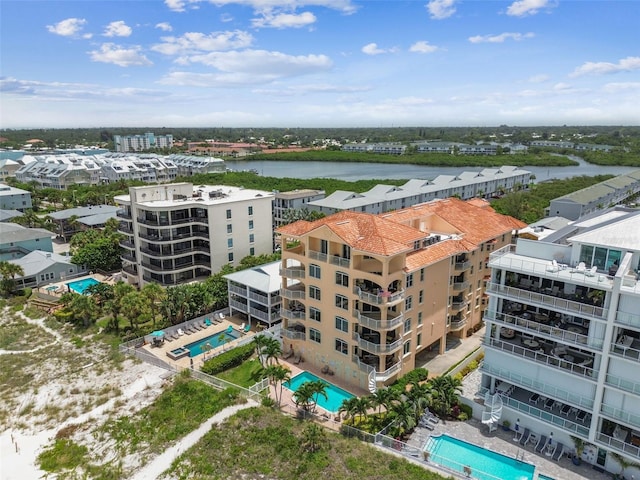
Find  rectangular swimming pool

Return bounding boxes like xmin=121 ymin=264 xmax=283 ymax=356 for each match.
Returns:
xmin=425 ymin=434 xmax=535 ymax=480
xmin=284 ymin=371 xmax=354 ymax=413
xmin=184 ymin=328 xmax=240 ymax=357
xmin=67 ymin=277 xmax=100 ymax=295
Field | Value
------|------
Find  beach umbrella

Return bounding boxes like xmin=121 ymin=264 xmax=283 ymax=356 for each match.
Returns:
xmin=151 ymin=330 xmax=165 ymax=337
xmin=513 ymin=419 xmax=520 ymax=441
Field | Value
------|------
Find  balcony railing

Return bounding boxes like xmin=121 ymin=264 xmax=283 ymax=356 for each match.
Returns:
xmin=249 ymin=307 xmax=271 ymax=322
xmin=119 ymin=226 xmax=133 ymax=234
xmin=376 ymin=361 xmax=402 ymax=381
xmin=282 ymin=328 xmax=306 ymax=340
xmin=601 ymin=404 xmax=640 ymax=430
xmin=486 ymin=282 xmax=607 ymax=320
xmin=605 ymin=372 xmax=640 ymax=396
xmin=282 ymin=287 xmax=305 ymax=300
xmin=353 ymin=287 xmax=405 ymax=305
xmin=141 ymin=259 xmax=210 ymax=273
xmin=485 ymin=338 xmax=598 ymax=380
xmin=485 ymin=310 xmax=604 ymax=350
xmin=616 ymin=311 xmax=640 ymax=329
xmin=121 ymin=253 xmax=136 ymax=263
xmin=353 ymin=310 xmax=403 ymax=331
xmin=481 ymin=363 xmax=595 ymax=409
xmin=452 ymin=281 xmax=470 ymax=291
xmin=119 ymin=240 xmax=135 ymax=249
xmin=501 ymin=395 xmax=589 ymax=437
xmin=122 ymin=265 xmax=137 ymax=276
xmin=139 ymin=231 xmax=210 ymax=242
xmin=353 ymin=333 xmax=402 ymax=354
xmin=329 ymin=255 xmax=350 ymax=268
xmin=280 ymin=266 xmax=305 ymax=279
xmin=249 ymin=291 xmax=269 ymax=304
xmin=229 ymin=299 xmax=247 ymax=311
xmin=450 ymin=300 xmax=468 ymax=312
xmin=116 ymin=210 xmax=131 ymax=220
xmin=352 ymin=355 xmax=376 ymax=375
xmin=308 ymin=250 xmax=328 ymax=262
xmin=609 ymin=342 xmax=640 ymax=363
xmin=228 ymin=284 xmax=246 ymax=296
xmin=454 ymin=260 xmax=471 ymax=271
xmin=597 ymin=433 xmax=640 ymax=460
xmin=449 ymin=318 xmax=467 ymax=331
xmin=282 ymin=309 xmax=306 ymax=320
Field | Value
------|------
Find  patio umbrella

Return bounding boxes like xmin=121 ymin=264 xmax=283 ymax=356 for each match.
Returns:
xmin=151 ymin=330 xmax=165 ymax=337
xmin=513 ymin=419 xmax=520 ymax=441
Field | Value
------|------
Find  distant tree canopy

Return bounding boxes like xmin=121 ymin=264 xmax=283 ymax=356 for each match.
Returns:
xmin=70 ymin=220 xmax=123 ymax=272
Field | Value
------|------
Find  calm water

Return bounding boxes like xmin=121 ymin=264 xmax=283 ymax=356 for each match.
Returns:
xmin=226 ymin=156 xmax=637 ymax=183
xmin=283 ymin=371 xmax=354 ymax=413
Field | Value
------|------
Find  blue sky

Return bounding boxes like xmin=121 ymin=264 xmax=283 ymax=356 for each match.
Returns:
xmin=1 ymin=0 xmax=639 ymax=128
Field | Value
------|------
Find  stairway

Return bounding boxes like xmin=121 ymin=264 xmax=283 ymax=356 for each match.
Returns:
xmin=368 ymin=369 xmax=377 ymax=393
xmin=481 ymin=392 xmax=503 ymax=432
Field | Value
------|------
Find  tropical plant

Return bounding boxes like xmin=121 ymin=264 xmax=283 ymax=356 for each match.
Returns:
xmin=120 ymin=290 xmax=151 ymax=332
xmin=299 ymin=423 xmax=326 ymax=453
xmin=570 ymin=436 xmax=585 ymax=464
xmin=253 ymin=334 xmax=268 ymax=367
xmin=610 ymin=452 xmax=640 ymax=479
xmin=141 ymin=282 xmax=165 ymax=328
xmin=338 ymin=397 xmax=360 ymax=424
xmin=429 ymin=375 xmax=463 ymax=417
xmin=390 ymin=400 xmax=417 ymax=437
xmin=105 ymin=282 xmax=134 ymax=333
xmin=261 ymin=337 xmax=282 ymax=366
xmin=293 ymin=380 xmax=327 ymax=413
xmin=262 ymin=364 xmax=291 ymax=406
xmin=351 ymin=396 xmax=372 ymax=423
xmin=0 ymin=261 xmax=25 ymax=296
xmin=370 ymin=387 xmax=399 ymax=416
xmin=59 ymin=292 xmax=98 ymax=327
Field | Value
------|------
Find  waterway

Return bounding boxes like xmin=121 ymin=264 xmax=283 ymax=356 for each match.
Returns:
xmin=226 ymin=156 xmax=637 ymax=183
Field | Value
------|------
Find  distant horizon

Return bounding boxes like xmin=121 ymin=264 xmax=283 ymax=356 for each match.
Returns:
xmin=2 ymin=0 xmax=639 ymax=128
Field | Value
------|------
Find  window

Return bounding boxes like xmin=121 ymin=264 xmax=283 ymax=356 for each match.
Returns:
xmin=419 ymin=290 xmax=424 ymax=304
xmin=250 ymin=247 xmax=255 ymax=256
xmin=249 ymin=234 xmax=255 ymax=243
xmin=420 ymin=268 xmax=425 ymax=282
xmin=309 ymin=264 xmax=321 ymax=279
xmin=405 ymin=296 xmax=413 ymax=311
xmin=335 ymin=271 xmax=349 ymax=287
xmin=406 ymin=273 xmax=414 ymax=288
xmin=417 ymin=333 xmax=422 ymax=347
xmin=310 ymin=328 xmax=321 ymax=343
xmin=335 ymin=294 xmax=348 ymax=310
xmin=249 ymin=220 xmax=254 ymax=230
xmin=309 ymin=286 xmax=321 ymax=300
xmin=335 ymin=316 xmax=349 ymax=332
xmin=309 ymin=307 xmax=321 ymax=322
xmin=228 ymin=252 xmax=234 ymax=262
xmin=404 ymin=317 xmax=412 ymax=334
xmin=418 ymin=311 xmax=423 ymax=325
xmin=335 ymin=338 xmax=348 ymax=355
xmin=226 ymin=209 xmax=232 ymax=219
xmin=248 ymin=206 xmax=254 ymax=215
xmin=320 ymin=239 xmax=328 ymax=254
xmin=226 ymin=224 xmax=232 ymax=234
xmin=403 ymin=341 xmax=411 ymax=355
xmin=227 ymin=238 xmax=233 ymax=248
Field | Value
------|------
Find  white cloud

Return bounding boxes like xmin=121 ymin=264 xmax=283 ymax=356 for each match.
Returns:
xmin=426 ymin=0 xmax=456 ymax=20
xmin=570 ymin=56 xmax=640 ymax=77
xmin=155 ymin=22 xmax=173 ymax=32
xmin=468 ymin=32 xmax=534 ymax=43
xmin=220 ymin=13 xmax=234 ymax=22
xmin=89 ymin=44 xmax=153 ymax=67
xmin=252 ymin=11 xmax=316 ymax=29
xmin=362 ymin=43 xmax=393 ymax=55
xmin=165 ymin=0 xmax=356 ymax=14
xmin=602 ymin=82 xmax=640 ymax=93
xmin=46 ymin=18 xmax=91 ymax=38
xmin=409 ymin=41 xmax=438 ymax=54
xmin=253 ymin=83 xmax=371 ymax=96
xmin=506 ymin=0 xmax=555 ymax=17
xmin=103 ymin=21 xmax=132 ymax=37
xmin=152 ymin=31 xmax=253 ymax=55
xmin=159 ymin=49 xmax=332 ymax=86
xmin=553 ymin=82 xmax=572 ymax=91
xmin=528 ymin=74 xmax=549 ymax=83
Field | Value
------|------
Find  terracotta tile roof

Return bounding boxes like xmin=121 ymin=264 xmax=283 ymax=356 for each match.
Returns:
xmin=466 ymin=198 xmax=491 ymax=209
xmin=277 ymin=211 xmax=424 ymax=256
xmin=405 ymin=238 xmax=470 ymax=271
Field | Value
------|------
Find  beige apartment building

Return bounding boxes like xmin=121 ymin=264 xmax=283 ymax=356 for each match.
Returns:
xmin=277 ymin=197 xmax=525 ymax=392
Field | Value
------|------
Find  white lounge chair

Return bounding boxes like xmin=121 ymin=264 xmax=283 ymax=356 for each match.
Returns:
xmin=546 ymin=260 xmax=560 ymax=273
xmin=177 ymin=328 xmax=185 ymax=336
xmin=585 ymin=266 xmax=597 ymax=277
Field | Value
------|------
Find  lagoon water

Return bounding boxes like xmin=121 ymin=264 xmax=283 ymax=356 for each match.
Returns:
xmin=226 ymin=156 xmax=637 ymax=183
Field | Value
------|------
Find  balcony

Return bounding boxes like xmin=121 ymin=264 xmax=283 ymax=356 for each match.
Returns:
xmin=329 ymin=255 xmax=350 ymax=268
xmin=353 ymin=310 xmax=403 ymax=330
xmin=454 ymin=260 xmax=471 ymax=271
xmin=486 ymin=282 xmax=607 ymax=320
xmin=282 ymin=286 xmax=306 ymax=300
xmin=121 ymin=253 xmax=136 ymax=263
xmin=450 ymin=299 xmax=468 ymax=312
xmin=449 ymin=317 xmax=467 ymax=331
xmin=141 ymin=259 xmax=210 ymax=273
xmin=485 ymin=310 xmax=604 ymax=350
xmin=119 ymin=225 xmax=133 ymax=234
xmin=137 ymin=217 xmax=169 ymax=226
xmin=228 ymin=284 xmax=246 ymax=296
xmin=485 ymin=337 xmax=597 ymax=380
xmin=605 ymin=372 xmax=640 ymax=396
xmin=452 ymin=280 xmax=470 ymax=291
xmin=353 ymin=333 xmax=402 ymax=354
xmin=481 ymin=362 xmax=595 ymax=409
xmin=139 ymin=231 xmax=210 ymax=242
xmin=249 ymin=307 xmax=271 ymax=322
xmin=616 ymin=311 xmax=640 ymax=329
xmin=116 ymin=210 xmax=131 ymax=220
xmin=376 ymin=361 xmax=402 ymax=381
xmin=122 ymin=265 xmax=137 ymax=276
xmin=249 ymin=291 xmax=269 ymax=304
xmin=282 ymin=328 xmax=306 ymax=340
xmin=309 ymin=250 xmax=327 ymax=262
xmin=353 ymin=287 xmax=405 ymax=305
xmin=601 ymin=404 xmax=640 ymax=430
xmin=597 ymin=433 xmax=640 ymax=460
xmin=230 ymin=298 xmax=247 ymax=311
xmin=280 ymin=266 xmax=305 ymax=279
xmin=120 ymin=240 xmax=135 ymax=250
xmin=609 ymin=340 xmax=640 ymax=363
xmin=282 ymin=309 xmax=306 ymax=320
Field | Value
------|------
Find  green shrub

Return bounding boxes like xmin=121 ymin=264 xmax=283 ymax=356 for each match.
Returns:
xmin=459 ymin=403 xmax=473 ymax=418
xmin=457 ymin=412 xmax=469 ymax=421
xmin=201 ymin=342 xmax=255 ymax=375
xmin=37 ymin=439 xmax=88 ymax=472
xmin=389 ymin=367 xmax=429 ymax=393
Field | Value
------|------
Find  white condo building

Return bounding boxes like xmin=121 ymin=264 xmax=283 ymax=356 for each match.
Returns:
xmin=481 ymin=207 xmax=640 ymax=475
xmin=114 ymin=183 xmax=274 ymax=286
xmin=113 ymin=133 xmax=173 ymax=152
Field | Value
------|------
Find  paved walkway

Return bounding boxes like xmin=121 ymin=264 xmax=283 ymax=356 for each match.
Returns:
xmin=419 ymin=327 xmax=485 ymax=377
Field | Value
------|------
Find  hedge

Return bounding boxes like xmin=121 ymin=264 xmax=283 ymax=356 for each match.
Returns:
xmin=200 ymin=342 xmax=255 ymax=375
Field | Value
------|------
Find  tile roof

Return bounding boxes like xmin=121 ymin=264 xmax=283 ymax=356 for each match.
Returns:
xmin=405 ymin=238 xmax=471 ymax=271
xmin=277 ymin=210 xmax=424 ymax=256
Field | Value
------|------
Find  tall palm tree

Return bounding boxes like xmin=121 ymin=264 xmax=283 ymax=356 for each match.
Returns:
xmin=141 ymin=282 xmax=165 ymax=328
xmin=406 ymin=381 xmax=433 ymax=414
xmin=429 ymin=375 xmax=462 ymax=417
xmin=0 ymin=261 xmax=24 ymax=296
xmin=339 ymin=397 xmax=360 ymax=424
xmin=293 ymin=382 xmax=317 ymax=412
xmin=105 ymin=281 xmax=134 ymax=333
xmin=352 ymin=396 xmax=372 ymax=423
xmin=263 ymin=364 xmax=291 ymax=406
xmin=261 ymin=337 xmax=282 ymax=366
xmin=391 ymin=401 xmax=417 ymax=437
xmin=370 ymin=387 xmax=399 ymax=416
xmin=253 ymin=334 xmax=268 ymax=366
xmin=309 ymin=380 xmax=328 ymax=413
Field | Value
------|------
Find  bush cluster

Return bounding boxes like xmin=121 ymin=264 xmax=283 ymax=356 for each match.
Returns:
xmin=201 ymin=343 xmax=255 ymax=375
xmin=389 ymin=368 xmax=429 ymax=393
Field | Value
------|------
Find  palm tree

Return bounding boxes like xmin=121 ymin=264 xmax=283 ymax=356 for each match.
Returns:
xmin=120 ymin=290 xmax=151 ymax=332
xmin=352 ymin=396 xmax=372 ymax=423
xmin=405 ymin=381 xmax=433 ymax=414
xmin=261 ymin=337 xmax=282 ymax=366
xmin=339 ymin=397 xmax=360 ymax=424
xmin=105 ymin=281 xmax=134 ymax=333
xmin=610 ymin=452 xmax=640 ymax=479
xmin=300 ymin=423 xmax=326 ymax=453
xmin=390 ymin=401 xmax=417 ymax=437
xmin=263 ymin=364 xmax=291 ymax=406
xmin=0 ymin=261 xmax=25 ymax=296
xmin=293 ymin=382 xmax=317 ymax=412
xmin=141 ymin=282 xmax=165 ymax=328
xmin=253 ymin=334 xmax=268 ymax=366
xmin=429 ymin=375 xmax=462 ymax=417
xmin=309 ymin=380 xmax=328 ymax=413
xmin=60 ymin=292 xmax=98 ymax=327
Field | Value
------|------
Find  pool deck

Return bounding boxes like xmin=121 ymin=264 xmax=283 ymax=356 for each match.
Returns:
xmin=36 ymin=273 xmax=117 ymax=297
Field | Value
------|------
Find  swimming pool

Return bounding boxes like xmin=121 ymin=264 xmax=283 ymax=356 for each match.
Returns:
xmin=67 ymin=277 xmax=100 ymax=295
xmin=283 ymin=371 xmax=355 ymax=413
xmin=184 ymin=328 xmax=241 ymax=357
xmin=425 ymin=434 xmax=535 ymax=480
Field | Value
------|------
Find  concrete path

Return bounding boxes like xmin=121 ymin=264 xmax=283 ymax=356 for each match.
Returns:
xmin=130 ymin=400 xmax=258 ymax=480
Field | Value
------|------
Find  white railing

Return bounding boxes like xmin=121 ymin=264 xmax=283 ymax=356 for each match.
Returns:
xmin=282 ymin=287 xmax=306 ymax=300
xmin=597 ymin=433 xmax=640 ymax=460
xmin=281 ymin=328 xmax=305 ymax=340
xmin=605 ymin=372 xmax=640 ymax=396
xmin=609 ymin=342 xmax=640 ymax=363
xmin=601 ymin=404 xmax=640 ymax=430
xmin=229 ymin=299 xmax=247 ymax=311
xmin=486 ymin=282 xmax=608 ymax=320
xmin=502 ymin=396 xmax=590 ymax=437
xmin=480 ymin=363 xmax=595 ymax=409
xmin=281 ymin=309 xmax=306 ymax=320
xmin=329 ymin=255 xmax=350 ymax=268
xmin=280 ymin=266 xmax=306 ymax=279
xmin=351 ymin=354 xmax=375 ymax=374
xmin=615 ymin=311 xmax=640 ymax=329
xmin=228 ymin=284 xmax=246 ymax=296
xmin=485 ymin=338 xmax=598 ymax=380
xmin=485 ymin=310 xmax=604 ymax=350
xmin=353 ymin=310 xmax=403 ymax=330
xmin=376 ymin=361 xmax=402 ymax=380
xmin=308 ymin=250 xmax=327 ymax=262
xmin=449 ymin=318 xmax=467 ymax=330
xmin=452 ymin=281 xmax=470 ymax=291
xmin=249 ymin=307 xmax=270 ymax=322
xmin=353 ymin=333 xmax=402 ymax=354
xmin=249 ymin=291 xmax=268 ymax=304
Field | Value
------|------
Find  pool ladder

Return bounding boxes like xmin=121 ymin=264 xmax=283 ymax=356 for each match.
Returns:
xmin=515 ymin=448 xmax=525 ymax=461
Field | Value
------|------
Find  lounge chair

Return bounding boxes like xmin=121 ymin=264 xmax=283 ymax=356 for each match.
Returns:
xmin=418 ymin=419 xmax=435 ymax=430
xmin=243 ymin=323 xmax=251 ymax=334
xmin=240 ymin=322 xmax=246 ymax=331
xmin=212 ymin=314 xmax=221 ymax=324
xmin=219 ymin=313 xmax=226 ymax=320
xmin=423 ymin=409 xmax=440 ymax=423
xmin=560 ymin=404 xmax=571 ymax=416
xmin=576 ymin=410 xmax=587 ymax=422
xmin=519 ymin=428 xmax=531 ymax=446
xmin=528 ymin=393 xmax=540 ymax=404
xmin=552 ymin=442 xmax=565 ymax=461
xmin=585 ymin=266 xmax=597 ymax=277
xmin=544 ymin=397 xmax=555 ymax=410
xmin=177 ymin=328 xmax=186 ymax=336
xmin=164 ymin=335 xmax=173 ymax=343
xmin=535 ymin=435 xmax=547 ymax=453
xmin=171 ymin=332 xmax=180 ymax=340
xmin=282 ymin=348 xmax=293 ymax=359
xmin=192 ymin=323 xmax=202 ymax=331
xmin=293 ymin=353 xmax=302 ymax=364
xmin=200 ymin=319 xmax=209 ymax=328
xmin=205 ymin=318 xmax=212 ymax=327
xmin=226 ymin=325 xmax=234 ymax=334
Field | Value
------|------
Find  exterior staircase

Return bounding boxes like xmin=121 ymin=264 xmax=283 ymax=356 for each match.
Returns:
xmin=481 ymin=392 xmax=503 ymax=432
xmin=368 ymin=369 xmax=377 ymax=393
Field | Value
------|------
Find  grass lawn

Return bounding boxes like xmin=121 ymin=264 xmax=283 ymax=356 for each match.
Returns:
xmin=215 ymin=357 xmax=264 ymax=388
xmin=165 ymin=406 xmax=449 ymax=480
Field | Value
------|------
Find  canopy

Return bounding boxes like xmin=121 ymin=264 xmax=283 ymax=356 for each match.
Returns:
xmin=151 ymin=330 xmax=165 ymax=337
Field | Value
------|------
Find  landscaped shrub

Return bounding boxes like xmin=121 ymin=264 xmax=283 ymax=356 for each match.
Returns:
xmin=458 ymin=403 xmax=473 ymax=420
xmin=201 ymin=342 xmax=255 ymax=375
xmin=389 ymin=368 xmax=429 ymax=393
